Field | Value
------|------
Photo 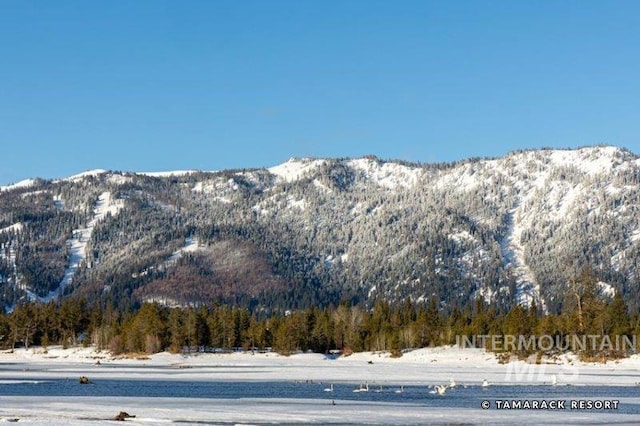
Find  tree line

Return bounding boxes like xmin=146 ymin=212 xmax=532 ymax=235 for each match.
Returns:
xmin=0 ymin=273 xmax=636 ymax=361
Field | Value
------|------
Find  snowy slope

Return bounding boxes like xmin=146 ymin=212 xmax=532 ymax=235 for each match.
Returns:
xmin=1 ymin=146 xmax=639 ymax=311
xmin=347 ymin=158 xmax=422 ymax=189
xmin=62 ymin=169 xmax=108 ymax=182
xmin=0 ymin=223 xmax=24 ymax=234
xmin=137 ymin=170 xmax=199 ymax=177
xmin=428 ymin=146 xmax=637 ymax=309
xmin=268 ymin=158 xmax=327 ymax=182
xmin=0 ymin=178 xmax=37 ymax=192
xmin=44 ymin=192 xmax=124 ymax=301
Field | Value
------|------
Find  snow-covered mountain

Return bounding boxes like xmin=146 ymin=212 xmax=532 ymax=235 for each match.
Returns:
xmin=1 ymin=146 xmax=639 ymax=312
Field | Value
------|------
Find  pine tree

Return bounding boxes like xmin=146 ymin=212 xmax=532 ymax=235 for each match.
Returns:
xmin=606 ymin=292 xmax=629 ymax=336
xmin=167 ymin=308 xmax=185 ymax=353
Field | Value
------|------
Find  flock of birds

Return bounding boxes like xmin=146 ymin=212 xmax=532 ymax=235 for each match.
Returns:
xmin=323 ymin=375 xmax=563 ymax=396
xmin=426 ymin=378 xmax=489 ymax=395
xmin=322 ymin=377 xmax=495 ymax=395
xmin=322 ymin=374 xmax=563 ymax=396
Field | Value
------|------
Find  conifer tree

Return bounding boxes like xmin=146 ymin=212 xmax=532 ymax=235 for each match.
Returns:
xmin=606 ymin=292 xmax=629 ymax=336
xmin=167 ymin=308 xmax=185 ymax=353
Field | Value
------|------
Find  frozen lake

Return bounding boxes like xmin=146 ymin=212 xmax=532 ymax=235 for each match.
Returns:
xmin=2 ymin=379 xmax=640 ymax=424
xmin=1 ymin=378 xmax=639 ymax=411
xmin=2 ymin=346 xmax=640 ymax=424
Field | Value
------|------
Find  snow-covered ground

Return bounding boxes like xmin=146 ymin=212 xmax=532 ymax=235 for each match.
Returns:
xmin=61 ymin=169 xmax=108 ymax=182
xmin=0 ymin=179 xmax=37 ymax=192
xmin=500 ymin=210 xmax=548 ymax=313
xmin=2 ymin=346 xmax=640 ymax=424
xmin=136 ymin=170 xmax=199 ymax=178
xmin=165 ymin=236 xmax=201 ymax=266
xmin=0 ymin=223 xmax=24 ymax=234
xmin=347 ymin=158 xmax=422 ymax=189
xmin=1 ymin=345 xmax=636 ymax=386
xmin=268 ymin=158 xmax=327 ymax=183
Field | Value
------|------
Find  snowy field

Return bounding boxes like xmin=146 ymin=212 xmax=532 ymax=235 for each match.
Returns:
xmin=2 ymin=346 xmax=640 ymax=424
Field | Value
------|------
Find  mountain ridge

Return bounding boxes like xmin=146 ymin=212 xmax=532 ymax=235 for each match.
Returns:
xmin=1 ymin=145 xmax=639 ymax=313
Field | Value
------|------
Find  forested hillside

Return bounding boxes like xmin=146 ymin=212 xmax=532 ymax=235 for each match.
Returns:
xmin=1 ymin=146 xmax=639 ymax=314
xmin=0 ymin=273 xmax=634 ymax=360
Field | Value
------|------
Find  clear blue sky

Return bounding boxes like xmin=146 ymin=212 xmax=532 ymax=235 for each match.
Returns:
xmin=1 ymin=1 xmax=639 ymax=185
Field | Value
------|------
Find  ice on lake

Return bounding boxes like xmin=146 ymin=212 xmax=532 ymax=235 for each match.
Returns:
xmin=2 ymin=346 xmax=640 ymax=424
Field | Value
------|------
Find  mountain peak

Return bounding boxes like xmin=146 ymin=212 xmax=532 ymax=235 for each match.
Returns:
xmin=2 ymin=146 xmax=639 ymax=313
xmin=267 ymin=158 xmax=327 ymax=182
xmin=63 ymin=169 xmax=108 ymax=182
xmin=0 ymin=178 xmax=37 ymax=192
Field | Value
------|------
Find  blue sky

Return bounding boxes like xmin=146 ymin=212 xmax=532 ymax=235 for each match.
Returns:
xmin=1 ymin=1 xmax=639 ymax=185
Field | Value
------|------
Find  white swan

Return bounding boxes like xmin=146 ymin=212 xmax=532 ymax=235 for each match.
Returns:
xmin=551 ymin=374 xmax=558 ymax=386
xmin=429 ymin=385 xmax=447 ymax=395
xmin=394 ymin=385 xmax=405 ymax=394
xmin=353 ymin=383 xmax=369 ymax=393
xmin=481 ymin=379 xmax=489 ymax=388
xmin=324 ymin=383 xmax=334 ymax=392
xmin=449 ymin=378 xmax=457 ymax=388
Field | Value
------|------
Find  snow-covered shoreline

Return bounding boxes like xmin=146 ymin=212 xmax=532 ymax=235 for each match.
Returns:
xmin=2 ymin=345 xmax=640 ymax=386
xmin=2 ymin=346 xmax=640 ymax=425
